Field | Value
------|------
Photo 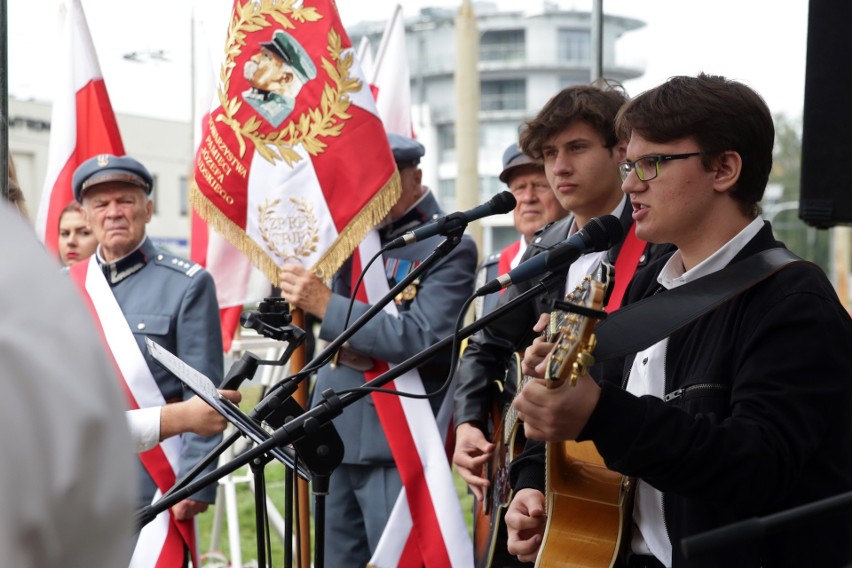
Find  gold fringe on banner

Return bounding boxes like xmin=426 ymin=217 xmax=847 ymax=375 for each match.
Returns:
xmin=312 ymin=171 xmax=401 ymax=282
xmin=190 ymin=170 xmax=401 ymax=288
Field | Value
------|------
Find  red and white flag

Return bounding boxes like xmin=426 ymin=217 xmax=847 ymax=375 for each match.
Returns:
xmin=372 ymin=4 xmax=414 ymax=137
xmin=367 ymin=11 xmax=472 ymax=562
xmin=190 ymin=0 xmax=399 ymax=288
xmin=35 ymin=0 xmax=124 ymax=252
xmin=353 ymin=232 xmax=473 ymax=568
xmin=68 ymin=258 xmax=196 ymax=568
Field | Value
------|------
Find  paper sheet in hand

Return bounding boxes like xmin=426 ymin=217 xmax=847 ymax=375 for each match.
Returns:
xmin=145 ymin=338 xmax=309 ymax=478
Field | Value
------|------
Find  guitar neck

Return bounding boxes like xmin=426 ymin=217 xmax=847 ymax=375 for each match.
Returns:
xmin=504 ymin=312 xmax=563 ymax=442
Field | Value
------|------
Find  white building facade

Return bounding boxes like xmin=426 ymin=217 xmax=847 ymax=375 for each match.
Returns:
xmin=349 ymin=2 xmax=644 ymax=253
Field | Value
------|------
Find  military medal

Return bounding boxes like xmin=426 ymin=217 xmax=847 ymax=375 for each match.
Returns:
xmin=396 ymin=281 xmax=419 ymax=303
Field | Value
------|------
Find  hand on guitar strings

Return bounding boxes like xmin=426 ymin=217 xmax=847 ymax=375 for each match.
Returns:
xmin=514 ymin=373 xmax=601 ymax=442
xmin=505 ymin=488 xmax=547 ymax=563
xmin=452 ymin=422 xmax=495 ymax=502
xmin=521 ymin=313 xmax=555 ymax=378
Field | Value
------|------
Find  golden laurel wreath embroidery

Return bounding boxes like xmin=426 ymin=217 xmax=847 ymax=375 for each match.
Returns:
xmin=216 ymin=0 xmax=361 ymax=166
xmin=258 ymin=197 xmax=320 ymax=261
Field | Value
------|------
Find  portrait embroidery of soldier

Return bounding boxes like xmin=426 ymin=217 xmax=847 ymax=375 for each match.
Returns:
xmin=242 ymin=29 xmax=317 ymax=128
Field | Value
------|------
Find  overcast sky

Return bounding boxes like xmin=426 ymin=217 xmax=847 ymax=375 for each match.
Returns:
xmin=6 ymin=0 xmax=809 ymax=122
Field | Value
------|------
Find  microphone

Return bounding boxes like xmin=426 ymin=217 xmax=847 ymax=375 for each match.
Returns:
xmin=386 ymin=191 xmax=516 ymax=249
xmin=475 ymin=214 xmax=624 ymax=296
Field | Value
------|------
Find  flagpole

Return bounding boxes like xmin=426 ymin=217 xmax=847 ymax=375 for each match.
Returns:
xmin=371 ymin=3 xmax=402 ymax=85
xmin=1 ymin=0 xmax=9 ymax=202
xmin=290 ymin=307 xmax=313 ymax=568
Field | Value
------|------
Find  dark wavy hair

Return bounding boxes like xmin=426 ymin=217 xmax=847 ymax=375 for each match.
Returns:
xmin=519 ymin=79 xmax=628 ymax=160
xmin=615 ymin=73 xmax=774 ymax=217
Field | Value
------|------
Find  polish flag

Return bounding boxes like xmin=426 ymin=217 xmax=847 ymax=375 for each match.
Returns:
xmin=35 ymin=0 xmax=124 ymax=252
xmin=372 ymin=4 xmax=414 ymax=137
xmin=355 ymin=232 xmax=473 ymax=568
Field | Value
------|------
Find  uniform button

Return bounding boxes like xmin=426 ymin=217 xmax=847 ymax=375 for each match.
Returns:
xmin=137 ymin=323 xmax=146 ymax=330
xmin=642 ymin=357 xmax=648 ymax=365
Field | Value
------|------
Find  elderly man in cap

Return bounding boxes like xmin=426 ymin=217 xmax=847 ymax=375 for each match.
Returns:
xmin=278 ymin=133 xmax=478 ymax=566
xmin=69 ymin=154 xmax=224 ymax=566
xmin=473 ymin=143 xmax=568 ymax=320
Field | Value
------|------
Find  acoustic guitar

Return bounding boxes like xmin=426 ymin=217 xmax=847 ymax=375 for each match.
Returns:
xmin=474 ymin=318 xmax=557 ymax=568
xmin=535 ymin=272 xmax=633 ymax=568
xmin=472 ymin=356 xmax=522 ymax=568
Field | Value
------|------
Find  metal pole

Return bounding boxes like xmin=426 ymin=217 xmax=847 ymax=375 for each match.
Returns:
xmin=590 ymin=0 xmax=603 ymax=82
xmin=1 ymin=0 xmax=10 ymax=202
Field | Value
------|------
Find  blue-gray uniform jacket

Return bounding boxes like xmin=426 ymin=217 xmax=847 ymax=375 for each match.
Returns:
xmin=314 ymin=191 xmax=478 ymax=465
xmin=97 ymin=237 xmax=224 ymax=506
xmin=473 ymin=249 xmax=502 ymax=321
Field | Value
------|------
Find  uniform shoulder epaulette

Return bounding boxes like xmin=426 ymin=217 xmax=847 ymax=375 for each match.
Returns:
xmin=153 ymin=252 xmax=204 ymax=277
xmin=476 ymin=251 xmax=501 ymax=274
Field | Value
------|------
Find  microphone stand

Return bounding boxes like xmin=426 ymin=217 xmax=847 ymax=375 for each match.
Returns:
xmin=137 ymin=268 xmax=563 ymax=510
xmin=154 ymin=230 xmax=467 ymax=488
xmin=139 ymin=230 xmax=471 ymax=566
xmin=138 ymin=268 xmax=566 ymax=562
xmin=680 ymin=489 xmax=852 ymax=560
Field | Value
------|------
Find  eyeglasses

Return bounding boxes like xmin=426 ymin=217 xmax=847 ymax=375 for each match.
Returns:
xmin=618 ymin=152 xmax=701 ymax=182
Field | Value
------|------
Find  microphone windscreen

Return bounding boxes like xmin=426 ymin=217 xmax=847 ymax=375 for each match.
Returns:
xmin=490 ymin=191 xmax=517 ymax=214
xmin=586 ymin=214 xmax=625 ymax=251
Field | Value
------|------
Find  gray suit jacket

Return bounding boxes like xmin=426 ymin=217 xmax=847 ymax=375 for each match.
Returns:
xmin=315 ymin=191 xmax=478 ymax=465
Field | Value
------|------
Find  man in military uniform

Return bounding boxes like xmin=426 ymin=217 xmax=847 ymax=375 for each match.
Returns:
xmin=71 ymin=154 xmax=223 ymax=566
xmin=278 ymin=134 xmax=479 ymax=567
xmin=474 ymin=142 xmax=568 ymax=320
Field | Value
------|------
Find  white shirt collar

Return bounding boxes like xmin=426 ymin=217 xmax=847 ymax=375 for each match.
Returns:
xmin=658 ymin=217 xmax=764 ymax=290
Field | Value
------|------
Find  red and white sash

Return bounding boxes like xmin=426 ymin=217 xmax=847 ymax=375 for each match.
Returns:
xmin=69 ymin=258 xmax=196 ymax=567
xmin=351 ymin=231 xmax=472 ymax=568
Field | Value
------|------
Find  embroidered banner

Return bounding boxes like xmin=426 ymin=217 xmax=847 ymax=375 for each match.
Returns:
xmin=190 ymin=0 xmax=400 ymax=286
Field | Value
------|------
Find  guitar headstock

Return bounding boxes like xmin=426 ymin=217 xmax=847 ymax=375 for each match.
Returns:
xmin=545 ymin=273 xmax=609 ymax=388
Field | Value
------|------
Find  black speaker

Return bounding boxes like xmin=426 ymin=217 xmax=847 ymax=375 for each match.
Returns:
xmin=799 ymin=0 xmax=852 ymax=228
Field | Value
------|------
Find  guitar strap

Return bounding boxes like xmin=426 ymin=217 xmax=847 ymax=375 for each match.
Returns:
xmin=594 ymin=247 xmax=804 ymax=361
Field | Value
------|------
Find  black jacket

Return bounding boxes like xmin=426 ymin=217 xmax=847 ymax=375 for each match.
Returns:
xmin=453 ymin=204 xmax=672 ymax=428
xmin=512 ymin=223 xmax=852 ymax=567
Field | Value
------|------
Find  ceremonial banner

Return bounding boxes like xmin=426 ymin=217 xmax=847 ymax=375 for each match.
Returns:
xmin=191 ymin=0 xmax=400 ymax=285
xmin=35 ymin=0 xmax=124 ymax=252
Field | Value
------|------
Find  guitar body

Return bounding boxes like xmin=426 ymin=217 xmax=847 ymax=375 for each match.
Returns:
xmin=535 ymin=270 xmax=633 ymax=568
xmin=474 ymin=353 xmax=527 ymax=568
xmin=536 ymin=441 xmax=631 ymax=567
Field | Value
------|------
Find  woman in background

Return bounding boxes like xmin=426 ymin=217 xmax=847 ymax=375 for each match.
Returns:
xmin=58 ymin=200 xmax=98 ymax=266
